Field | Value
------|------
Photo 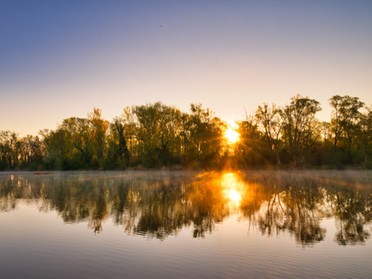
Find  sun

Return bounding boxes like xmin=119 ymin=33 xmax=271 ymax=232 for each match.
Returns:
xmin=224 ymin=125 xmax=240 ymax=144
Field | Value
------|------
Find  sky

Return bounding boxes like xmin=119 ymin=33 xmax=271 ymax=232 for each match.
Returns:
xmin=1 ymin=0 xmax=372 ymax=136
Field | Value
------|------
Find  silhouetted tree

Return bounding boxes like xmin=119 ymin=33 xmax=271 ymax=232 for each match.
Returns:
xmin=182 ymin=104 xmax=224 ymax=168
xmin=255 ymin=104 xmax=284 ymax=165
xmin=329 ymin=95 xmax=365 ymax=165
xmin=282 ymin=95 xmax=321 ymax=166
xmin=106 ymin=117 xmax=130 ymax=169
xmin=1 ymin=96 xmax=371 ymax=170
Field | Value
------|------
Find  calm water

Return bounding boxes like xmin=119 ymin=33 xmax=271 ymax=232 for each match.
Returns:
xmin=0 ymin=170 xmax=371 ymax=279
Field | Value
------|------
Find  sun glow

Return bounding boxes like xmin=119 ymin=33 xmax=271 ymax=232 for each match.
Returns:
xmin=221 ymin=172 xmax=243 ymax=208
xmin=227 ymin=189 xmax=242 ymax=204
xmin=224 ymin=123 xmax=240 ymax=144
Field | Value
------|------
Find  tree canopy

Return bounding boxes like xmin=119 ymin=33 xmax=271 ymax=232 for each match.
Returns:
xmin=1 ymin=95 xmax=371 ymax=170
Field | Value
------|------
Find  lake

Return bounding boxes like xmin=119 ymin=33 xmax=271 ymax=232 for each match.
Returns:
xmin=0 ymin=170 xmax=371 ymax=279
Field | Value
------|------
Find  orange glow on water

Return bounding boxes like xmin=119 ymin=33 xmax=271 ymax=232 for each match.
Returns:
xmin=221 ymin=172 xmax=243 ymax=208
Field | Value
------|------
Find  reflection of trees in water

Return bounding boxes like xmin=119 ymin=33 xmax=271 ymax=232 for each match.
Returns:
xmin=241 ymin=172 xmax=371 ymax=246
xmin=328 ymin=187 xmax=371 ymax=245
xmin=239 ymin=174 xmax=328 ymax=246
xmin=256 ymin=185 xmax=327 ymax=246
xmin=188 ymin=177 xmax=228 ymax=237
xmin=0 ymin=171 xmax=370 ymax=246
xmin=282 ymin=185 xmax=327 ymax=245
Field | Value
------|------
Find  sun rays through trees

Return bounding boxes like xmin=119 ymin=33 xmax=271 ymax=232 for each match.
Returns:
xmin=0 ymin=95 xmax=371 ymax=170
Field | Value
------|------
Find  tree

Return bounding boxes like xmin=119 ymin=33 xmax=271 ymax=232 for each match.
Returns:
xmin=19 ymin=135 xmax=43 ymax=169
xmin=255 ymin=103 xmax=284 ymax=165
xmin=42 ymin=114 xmax=97 ymax=170
xmin=235 ymin=115 xmax=265 ymax=167
xmin=329 ymin=95 xmax=365 ymax=164
xmin=182 ymin=104 xmax=224 ymax=168
xmin=106 ymin=117 xmax=130 ymax=169
xmin=41 ymin=128 xmax=71 ymax=170
xmin=60 ymin=117 xmax=92 ymax=168
xmin=134 ymin=102 xmax=183 ymax=167
xmin=357 ymin=107 xmax=372 ymax=166
xmin=88 ymin=108 xmax=109 ymax=169
xmin=282 ymin=95 xmax=321 ymax=166
xmin=122 ymin=106 xmax=139 ymax=163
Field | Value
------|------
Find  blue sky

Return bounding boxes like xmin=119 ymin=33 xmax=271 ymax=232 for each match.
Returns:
xmin=1 ymin=0 xmax=372 ymax=135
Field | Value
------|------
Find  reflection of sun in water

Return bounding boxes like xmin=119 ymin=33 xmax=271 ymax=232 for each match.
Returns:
xmin=224 ymin=123 xmax=240 ymax=144
xmin=227 ymin=189 xmax=242 ymax=205
xmin=222 ymin=172 xmax=243 ymax=208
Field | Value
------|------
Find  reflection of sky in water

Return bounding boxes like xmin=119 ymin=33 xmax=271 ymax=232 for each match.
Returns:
xmin=0 ymin=171 xmax=372 ymax=278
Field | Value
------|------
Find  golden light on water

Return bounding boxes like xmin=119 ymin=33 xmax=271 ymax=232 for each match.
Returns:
xmin=221 ymin=172 xmax=243 ymax=208
xmin=224 ymin=122 xmax=240 ymax=145
xmin=227 ymin=189 xmax=242 ymax=204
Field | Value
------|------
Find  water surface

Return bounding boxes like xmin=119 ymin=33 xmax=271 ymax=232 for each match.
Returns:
xmin=0 ymin=170 xmax=371 ymax=278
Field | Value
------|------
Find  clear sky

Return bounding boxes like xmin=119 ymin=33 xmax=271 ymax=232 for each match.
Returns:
xmin=1 ymin=0 xmax=371 ymax=136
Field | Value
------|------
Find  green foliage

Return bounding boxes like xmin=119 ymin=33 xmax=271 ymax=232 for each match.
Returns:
xmin=182 ymin=104 xmax=224 ymax=168
xmin=105 ymin=118 xmax=130 ymax=169
xmin=328 ymin=95 xmax=366 ymax=165
xmin=0 ymin=95 xmax=371 ymax=170
xmin=134 ymin=102 xmax=183 ymax=167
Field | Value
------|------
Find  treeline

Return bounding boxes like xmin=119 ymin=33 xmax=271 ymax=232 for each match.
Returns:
xmin=0 ymin=95 xmax=371 ymax=170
